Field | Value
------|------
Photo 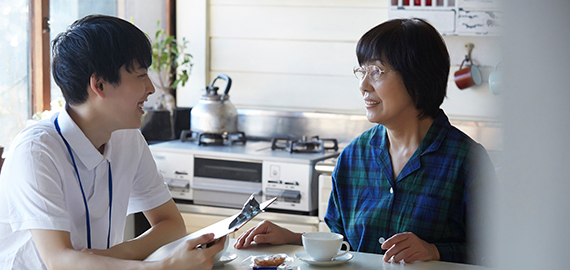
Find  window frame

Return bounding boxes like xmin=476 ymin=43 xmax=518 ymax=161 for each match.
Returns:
xmin=31 ymin=0 xmax=51 ymax=114
xmin=30 ymin=0 xmax=175 ymax=115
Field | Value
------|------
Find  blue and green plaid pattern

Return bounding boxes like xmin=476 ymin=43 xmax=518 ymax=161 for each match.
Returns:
xmin=324 ymin=110 xmax=494 ymax=263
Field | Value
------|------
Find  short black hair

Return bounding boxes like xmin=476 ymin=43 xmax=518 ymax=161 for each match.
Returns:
xmin=356 ymin=18 xmax=450 ymax=119
xmin=52 ymin=14 xmax=152 ymax=105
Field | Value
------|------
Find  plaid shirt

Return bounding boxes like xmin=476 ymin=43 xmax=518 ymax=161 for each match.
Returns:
xmin=324 ymin=110 xmax=494 ymax=263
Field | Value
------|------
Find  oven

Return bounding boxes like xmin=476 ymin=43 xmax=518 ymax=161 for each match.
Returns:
xmin=193 ymin=156 xmax=262 ymax=208
xmin=150 ymin=136 xmax=339 ymax=216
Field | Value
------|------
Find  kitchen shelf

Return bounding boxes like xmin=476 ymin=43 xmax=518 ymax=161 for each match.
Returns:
xmin=388 ymin=0 xmax=503 ymax=36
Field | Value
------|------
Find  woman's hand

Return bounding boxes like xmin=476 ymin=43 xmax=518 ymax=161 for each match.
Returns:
xmin=161 ymin=233 xmax=226 ymax=270
xmin=381 ymin=232 xmax=440 ymax=263
xmin=233 ymin=220 xmax=302 ymax=249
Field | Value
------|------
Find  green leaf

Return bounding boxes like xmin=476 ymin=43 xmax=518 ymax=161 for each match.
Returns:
xmin=150 ymin=23 xmax=193 ymax=92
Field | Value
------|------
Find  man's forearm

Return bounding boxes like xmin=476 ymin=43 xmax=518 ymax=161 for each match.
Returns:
xmin=47 ymin=248 xmax=168 ymax=270
xmin=102 ymin=217 xmax=187 ymax=261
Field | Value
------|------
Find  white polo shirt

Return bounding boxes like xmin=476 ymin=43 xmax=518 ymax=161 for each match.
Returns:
xmin=0 ymin=109 xmax=172 ymax=269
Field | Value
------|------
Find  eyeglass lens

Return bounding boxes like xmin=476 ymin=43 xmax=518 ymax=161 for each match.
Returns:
xmin=354 ymin=65 xmax=382 ymax=81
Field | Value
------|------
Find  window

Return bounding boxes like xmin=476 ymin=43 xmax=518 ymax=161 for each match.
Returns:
xmin=0 ymin=0 xmax=30 ymax=151
xmin=49 ymin=0 xmax=168 ymax=102
xmin=0 ymin=0 xmax=171 ymax=153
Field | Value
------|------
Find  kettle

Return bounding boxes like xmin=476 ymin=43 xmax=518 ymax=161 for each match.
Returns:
xmin=190 ymin=74 xmax=238 ymax=134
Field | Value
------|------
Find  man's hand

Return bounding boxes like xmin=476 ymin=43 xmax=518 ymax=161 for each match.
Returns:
xmin=233 ymin=220 xmax=302 ymax=249
xmin=381 ymin=232 xmax=440 ymax=263
xmin=162 ymin=233 xmax=226 ymax=270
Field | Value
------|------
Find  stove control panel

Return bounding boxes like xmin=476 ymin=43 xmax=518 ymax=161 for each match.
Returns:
xmin=262 ymin=162 xmax=317 ymax=214
xmin=151 ymin=151 xmax=193 ymax=201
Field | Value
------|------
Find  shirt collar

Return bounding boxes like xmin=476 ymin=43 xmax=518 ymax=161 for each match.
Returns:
xmin=368 ymin=109 xmax=451 ymax=155
xmin=54 ymin=109 xmax=110 ymax=170
xmin=368 ymin=109 xmax=451 ymax=182
xmin=418 ymin=109 xmax=451 ymax=156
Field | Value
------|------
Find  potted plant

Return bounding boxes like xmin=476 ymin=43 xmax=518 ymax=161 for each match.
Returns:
xmin=150 ymin=21 xmax=192 ymax=111
xmin=141 ymin=21 xmax=192 ymax=141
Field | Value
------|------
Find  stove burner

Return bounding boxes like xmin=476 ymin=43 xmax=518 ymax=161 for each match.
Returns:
xmin=180 ymin=130 xmax=246 ymax=146
xmin=271 ymin=136 xmax=338 ymax=153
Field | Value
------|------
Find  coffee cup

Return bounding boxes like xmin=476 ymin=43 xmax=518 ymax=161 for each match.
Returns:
xmin=302 ymin=232 xmax=350 ymax=261
xmin=488 ymin=62 xmax=504 ymax=95
xmin=454 ymin=59 xmax=482 ymax=90
xmin=213 ymin=236 xmax=229 ymax=262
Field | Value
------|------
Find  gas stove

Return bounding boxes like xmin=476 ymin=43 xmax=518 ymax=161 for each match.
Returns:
xmin=271 ymin=135 xmax=339 ymax=153
xmin=179 ymin=130 xmax=247 ymax=146
xmin=149 ymin=137 xmax=340 ymax=215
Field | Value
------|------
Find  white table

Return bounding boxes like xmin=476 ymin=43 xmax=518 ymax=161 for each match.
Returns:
xmin=218 ymin=239 xmax=488 ymax=270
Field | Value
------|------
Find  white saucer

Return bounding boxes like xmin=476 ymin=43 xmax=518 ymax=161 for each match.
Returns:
xmin=213 ymin=252 xmax=238 ymax=267
xmin=295 ymin=251 xmax=353 ymax=266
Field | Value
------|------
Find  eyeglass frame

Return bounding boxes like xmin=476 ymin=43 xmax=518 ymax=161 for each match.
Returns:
xmin=353 ymin=65 xmax=393 ymax=81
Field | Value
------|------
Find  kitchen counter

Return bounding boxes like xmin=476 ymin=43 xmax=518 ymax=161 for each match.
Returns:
xmin=176 ymin=203 xmax=319 ymax=226
xmin=218 ymin=238 xmax=488 ymax=270
xmin=314 ymin=156 xmax=337 ymax=175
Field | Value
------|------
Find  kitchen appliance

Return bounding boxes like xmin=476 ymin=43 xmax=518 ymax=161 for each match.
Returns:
xmin=190 ymin=74 xmax=239 ymax=134
xmin=149 ymin=136 xmax=339 ymax=216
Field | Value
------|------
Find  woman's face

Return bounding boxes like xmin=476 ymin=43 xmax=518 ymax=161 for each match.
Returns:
xmin=358 ymin=60 xmax=416 ymax=125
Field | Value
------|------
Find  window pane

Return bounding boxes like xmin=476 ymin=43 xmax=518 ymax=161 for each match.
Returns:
xmin=49 ymin=0 xmax=119 ymax=102
xmin=0 ymin=1 xmax=30 ymax=151
xmin=49 ymin=0 xmax=166 ymax=104
xmin=123 ymin=0 xmax=166 ymax=36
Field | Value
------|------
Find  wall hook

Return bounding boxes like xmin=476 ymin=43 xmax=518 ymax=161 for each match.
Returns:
xmin=464 ymin=43 xmax=474 ymax=62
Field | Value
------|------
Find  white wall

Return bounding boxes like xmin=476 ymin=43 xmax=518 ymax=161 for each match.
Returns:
xmin=176 ymin=0 xmax=502 ymax=122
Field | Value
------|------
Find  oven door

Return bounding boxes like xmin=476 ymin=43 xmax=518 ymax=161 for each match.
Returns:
xmin=192 ymin=156 xmax=262 ymax=208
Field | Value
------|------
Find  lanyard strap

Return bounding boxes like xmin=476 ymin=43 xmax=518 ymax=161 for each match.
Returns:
xmin=54 ymin=117 xmax=112 ymax=249
xmin=107 ymin=162 xmax=113 ymax=249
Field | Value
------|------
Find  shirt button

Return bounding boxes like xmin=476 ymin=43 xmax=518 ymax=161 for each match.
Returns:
xmin=389 ymin=187 xmax=393 ymax=194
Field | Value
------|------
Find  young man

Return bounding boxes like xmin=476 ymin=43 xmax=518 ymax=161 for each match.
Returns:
xmin=0 ymin=15 xmax=224 ymax=269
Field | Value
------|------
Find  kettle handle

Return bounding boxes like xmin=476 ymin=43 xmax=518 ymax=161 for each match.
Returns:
xmin=209 ymin=74 xmax=232 ymax=96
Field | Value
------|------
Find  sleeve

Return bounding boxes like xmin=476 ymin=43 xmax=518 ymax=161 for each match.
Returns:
xmin=464 ymin=143 xmax=497 ymax=265
xmin=126 ymin=133 xmax=172 ymax=214
xmin=437 ymin=142 xmax=496 ymax=264
xmin=434 ymin=242 xmax=467 ymax=263
xmin=4 ymin=136 xmax=71 ymax=233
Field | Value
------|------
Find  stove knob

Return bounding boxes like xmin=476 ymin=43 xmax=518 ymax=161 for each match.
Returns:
xmin=270 ymin=165 xmax=280 ymax=178
xmin=282 ymin=190 xmax=301 ymax=203
xmin=169 ymin=179 xmax=190 ymax=189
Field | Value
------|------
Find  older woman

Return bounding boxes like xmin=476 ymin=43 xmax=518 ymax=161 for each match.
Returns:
xmin=234 ymin=18 xmax=495 ymax=264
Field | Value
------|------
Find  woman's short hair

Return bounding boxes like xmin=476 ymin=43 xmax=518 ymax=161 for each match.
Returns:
xmin=356 ymin=18 xmax=450 ymax=119
xmin=51 ymin=14 xmax=152 ymax=105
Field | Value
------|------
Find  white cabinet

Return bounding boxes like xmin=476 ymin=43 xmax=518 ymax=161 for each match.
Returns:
xmin=318 ymin=174 xmax=333 ymax=232
xmin=235 ymin=213 xmax=319 ymax=237
xmin=180 ymin=206 xmax=319 ymax=239
xmin=181 ymin=212 xmax=228 ymax=235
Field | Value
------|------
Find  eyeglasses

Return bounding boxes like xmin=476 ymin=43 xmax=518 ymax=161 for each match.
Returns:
xmin=353 ymin=65 xmax=392 ymax=81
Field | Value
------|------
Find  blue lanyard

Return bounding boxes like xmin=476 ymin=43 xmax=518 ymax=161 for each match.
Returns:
xmin=54 ymin=117 xmax=113 ymax=249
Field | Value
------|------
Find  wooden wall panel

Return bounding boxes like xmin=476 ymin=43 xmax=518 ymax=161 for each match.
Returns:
xmin=176 ymin=0 xmax=501 ymax=120
xmin=211 ymin=0 xmax=388 ymax=8
xmin=210 ymin=38 xmax=357 ymax=75
xmin=209 ymin=5 xmax=388 ymax=41
xmin=177 ymin=0 xmax=389 ymax=112
xmin=209 ymin=72 xmax=364 ymax=113
xmin=177 ymin=0 xmax=389 ymax=113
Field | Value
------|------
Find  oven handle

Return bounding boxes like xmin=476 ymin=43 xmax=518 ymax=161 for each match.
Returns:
xmin=192 ymin=182 xmax=262 ymax=196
